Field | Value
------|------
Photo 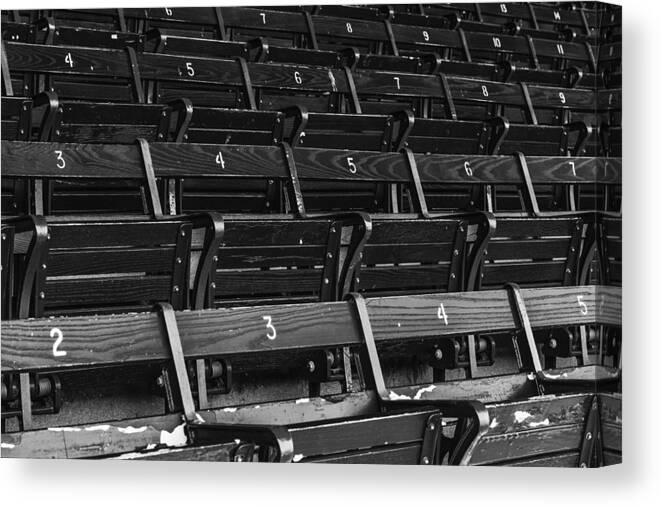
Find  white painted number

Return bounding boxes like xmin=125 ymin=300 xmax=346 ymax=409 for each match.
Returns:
xmin=500 ymin=4 xmax=508 ymax=13
xmin=577 ymin=295 xmax=588 ymax=316
xmin=347 ymin=157 xmax=357 ymax=174
xmin=569 ymin=161 xmax=576 ymax=176
xmin=492 ymin=37 xmax=502 ymax=48
xmin=393 ymin=76 xmax=401 ymax=90
xmin=263 ymin=315 xmax=276 ymax=340
xmin=51 ymin=327 xmax=66 ymax=357
xmin=260 ymin=12 xmax=266 ymax=24
xmin=481 ymin=85 xmax=489 ymax=97
xmin=64 ymin=52 xmax=74 ymax=68
xmin=437 ymin=303 xmax=448 ymax=325
xmin=346 ymin=22 xmax=353 ymax=33
xmin=215 ymin=152 xmax=225 ymax=168
xmin=556 ymin=44 xmax=565 ymax=55
xmin=54 ymin=150 xmax=66 ymax=169
xmin=553 ymin=10 xmax=561 ymax=21
xmin=559 ymin=91 xmax=566 ymax=104
xmin=185 ymin=62 xmax=195 ymax=77
xmin=464 ymin=161 xmax=473 ymax=176
xmin=294 ymin=71 xmax=302 ymax=84
xmin=422 ymin=30 xmax=429 ymax=41
xmin=165 ymin=8 xmax=173 ymax=16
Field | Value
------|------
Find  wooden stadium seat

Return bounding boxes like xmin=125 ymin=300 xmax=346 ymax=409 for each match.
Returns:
xmin=445 ymin=76 xmax=592 ymax=156
xmin=3 ymin=215 xmax=220 ymax=318
xmin=1 ymin=284 xmax=621 ymax=463
xmin=3 ymin=41 xmax=145 ymax=103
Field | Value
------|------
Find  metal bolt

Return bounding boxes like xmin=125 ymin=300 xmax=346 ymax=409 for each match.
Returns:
xmin=565 ymin=268 xmax=572 ymax=274
xmin=434 ymin=349 xmax=443 ymax=360
xmin=162 ymin=111 xmax=167 ymax=117
xmin=41 ymin=263 xmax=47 ymax=270
xmin=156 ymin=376 xmax=164 ymax=388
xmin=173 ymin=285 xmax=179 ymax=292
xmin=429 ymin=422 xmax=435 ymax=431
xmin=235 ymin=455 xmax=244 ymax=462
xmin=181 ymin=230 xmax=186 ymax=237
xmin=39 ymin=291 xmax=45 ymax=299
xmin=453 ymin=249 xmax=459 ymax=256
xmin=323 ymin=278 xmax=329 ymax=284
xmin=548 ymin=338 xmax=557 ymax=349
xmin=90 ymin=65 xmax=94 ymax=71
xmin=422 ymin=456 xmax=430 ymax=465
xmin=450 ymin=273 xmax=456 ymax=279
xmin=47 ymin=233 xmax=51 ymax=240
xmin=19 ymin=129 xmax=24 ymax=135
xmin=1 ymin=233 xmax=5 ymax=240
xmin=459 ymin=226 xmax=464 ymax=232
xmin=570 ymin=247 xmax=576 ymax=252
xmin=55 ymin=130 xmax=60 ymax=136
xmin=327 ymin=252 xmax=333 ymax=259
xmin=158 ymin=133 xmax=164 ymax=139
xmin=580 ymin=463 xmax=587 ymax=468
xmin=355 ymin=278 xmax=360 ymax=284
xmin=585 ymin=432 xmax=592 ymax=440
xmin=330 ymin=227 xmax=336 ymax=234
xmin=212 ymin=256 xmax=218 ymax=262
xmin=176 ymin=257 xmax=182 ymax=264
xmin=307 ymin=360 xmax=316 ymax=373
xmin=210 ymin=282 xmax=216 ymax=289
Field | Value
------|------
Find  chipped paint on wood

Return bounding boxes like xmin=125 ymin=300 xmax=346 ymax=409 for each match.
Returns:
xmin=159 ymin=423 xmax=187 ymax=447
xmin=388 ymin=391 xmax=411 ymax=401
xmin=413 ymin=384 xmax=436 ymax=400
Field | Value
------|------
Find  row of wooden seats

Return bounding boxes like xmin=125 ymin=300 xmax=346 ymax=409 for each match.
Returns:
xmin=2 ymin=41 xmax=621 ymax=157
xmin=1 ymin=7 xmax=621 ymax=89
xmin=1 ymin=284 xmax=622 ymax=465
xmin=1 ymin=140 xmax=622 ymax=319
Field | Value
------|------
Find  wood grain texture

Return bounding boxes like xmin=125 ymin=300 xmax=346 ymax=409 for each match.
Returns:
xmin=1 ymin=285 xmax=621 ymax=373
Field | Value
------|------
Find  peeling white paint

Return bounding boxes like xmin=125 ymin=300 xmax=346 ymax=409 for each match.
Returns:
xmin=544 ymin=372 xmax=569 ymax=379
xmin=118 ymin=426 xmax=148 ymax=434
xmin=254 ymin=405 xmax=260 ymax=409
xmin=1 ymin=442 xmax=15 ymax=449
xmin=615 ymin=416 xmax=622 ymax=424
xmin=145 ymin=443 xmax=157 ymax=450
xmin=84 ymin=425 xmax=111 ymax=432
xmin=113 ymin=448 xmax=173 ymax=460
xmin=529 ymin=419 xmax=550 ymax=428
xmin=527 ymin=373 xmax=536 ymax=380
xmin=514 ymin=411 xmax=532 ymax=423
xmin=388 ymin=391 xmax=411 ymax=401
xmin=489 ymin=418 xmax=499 ymax=429
xmin=293 ymin=454 xmax=304 ymax=462
xmin=414 ymin=384 xmax=436 ymax=400
xmin=48 ymin=427 xmax=82 ymax=432
xmin=295 ymin=398 xmax=310 ymax=404
xmin=223 ymin=407 xmax=237 ymax=413
xmin=159 ymin=423 xmax=187 ymax=447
